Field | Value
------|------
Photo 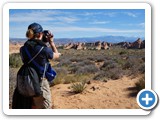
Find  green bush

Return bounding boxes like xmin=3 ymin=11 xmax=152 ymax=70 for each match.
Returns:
xmin=54 ymin=67 xmax=68 ymax=75
xmin=138 ymin=64 xmax=145 ymax=74
xmin=100 ymin=61 xmax=118 ymax=71
xmin=135 ymin=77 xmax=145 ymax=91
xmin=94 ymin=67 xmax=123 ymax=80
xmin=9 ymin=53 xmax=23 ymax=68
xmin=71 ymin=81 xmax=86 ymax=94
xmin=75 ymin=65 xmax=99 ymax=75
xmin=94 ymin=71 xmax=109 ymax=81
xmin=53 ymin=73 xmax=65 ymax=85
xmin=57 ymin=59 xmax=72 ymax=67
xmin=119 ymin=51 xmax=127 ymax=55
xmin=123 ymin=61 xmax=134 ymax=70
xmin=63 ymin=75 xmax=77 ymax=84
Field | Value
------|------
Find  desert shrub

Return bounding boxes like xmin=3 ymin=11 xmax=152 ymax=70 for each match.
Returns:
xmin=94 ymin=71 xmax=109 ymax=81
xmin=95 ymin=56 xmax=106 ymax=62
xmin=123 ymin=61 xmax=134 ymax=70
xmin=9 ymin=68 xmax=18 ymax=90
xmin=70 ymin=81 xmax=86 ymax=94
xmin=54 ymin=67 xmax=68 ymax=75
xmin=57 ymin=59 xmax=72 ymax=67
xmin=70 ymin=57 xmax=82 ymax=62
xmin=69 ymin=65 xmax=81 ymax=74
xmin=138 ymin=64 xmax=145 ymax=74
xmin=83 ymin=59 xmax=94 ymax=65
xmin=113 ymin=58 xmax=125 ymax=66
xmin=135 ymin=76 xmax=145 ymax=91
xmin=119 ymin=51 xmax=127 ymax=55
xmin=73 ymin=74 xmax=91 ymax=82
xmin=87 ymin=57 xmax=95 ymax=61
xmin=75 ymin=64 xmax=99 ymax=75
xmin=53 ymin=73 xmax=65 ymax=85
xmin=94 ymin=67 xmax=123 ymax=80
xmin=101 ymin=61 xmax=118 ymax=71
xmin=121 ymin=57 xmax=145 ymax=76
xmin=52 ymin=68 xmax=68 ymax=85
xmin=53 ymin=74 xmax=76 ymax=85
xmin=122 ymin=57 xmax=143 ymax=69
xmin=9 ymin=53 xmax=23 ymax=68
xmin=69 ymin=60 xmax=91 ymax=67
xmin=109 ymin=68 xmax=123 ymax=80
xmin=53 ymin=73 xmax=90 ymax=85
xmin=60 ymin=74 xmax=90 ymax=84
xmin=63 ymin=75 xmax=77 ymax=84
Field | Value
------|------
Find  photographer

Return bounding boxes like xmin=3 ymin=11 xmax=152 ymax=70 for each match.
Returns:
xmin=13 ymin=23 xmax=60 ymax=109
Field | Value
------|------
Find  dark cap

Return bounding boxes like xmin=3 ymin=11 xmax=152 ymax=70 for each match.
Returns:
xmin=28 ymin=23 xmax=43 ymax=34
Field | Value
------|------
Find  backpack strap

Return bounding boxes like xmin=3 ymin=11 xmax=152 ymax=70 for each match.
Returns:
xmin=27 ymin=47 xmax=44 ymax=64
xmin=42 ymin=63 xmax=48 ymax=79
xmin=24 ymin=46 xmax=45 ymax=72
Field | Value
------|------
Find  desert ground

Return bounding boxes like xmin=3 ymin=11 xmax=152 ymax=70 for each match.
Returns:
xmin=51 ymin=76 xmax=140 ymax=109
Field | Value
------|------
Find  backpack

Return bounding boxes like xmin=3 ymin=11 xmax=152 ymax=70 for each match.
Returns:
xmin=17 ymin=64 xmax=42 ymax=97
xmin=17 ymin=46 xmax=44 ymax=97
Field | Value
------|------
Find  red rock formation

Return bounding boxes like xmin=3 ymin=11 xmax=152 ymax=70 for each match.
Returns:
xmin=129 ymin=38 xmax=143 ymax=49
xmin=101 ymin=41 xmax=109 ymax=50
xmin=64 ymin=43 xmax=74 ymax=49
xmin=95 ymin=41 xmax=101 ymax=50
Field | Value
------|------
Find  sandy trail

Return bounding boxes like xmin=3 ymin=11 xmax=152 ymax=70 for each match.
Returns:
xmin=51 ymin=76 xmax=140 ymax=109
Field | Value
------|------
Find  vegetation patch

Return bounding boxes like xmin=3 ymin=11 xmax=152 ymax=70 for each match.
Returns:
xmin=70 ymin=81 xmax=86 ymax=94
xmin=135 ymin=76 xmax=145 ymax=92
xmin=9 ymin=53 xmax=23 ymax=68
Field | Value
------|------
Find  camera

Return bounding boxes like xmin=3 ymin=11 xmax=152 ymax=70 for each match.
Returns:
xmin=42 ymin=30 xmax=53 ymax=42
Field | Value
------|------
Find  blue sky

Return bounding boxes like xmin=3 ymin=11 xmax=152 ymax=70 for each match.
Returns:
xmin=9 ymin=9 xmax=145 ymax=38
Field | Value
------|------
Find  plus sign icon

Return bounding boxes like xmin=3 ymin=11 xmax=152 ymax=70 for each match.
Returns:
xmin=137 ymin=89 xmax=158 ymax=110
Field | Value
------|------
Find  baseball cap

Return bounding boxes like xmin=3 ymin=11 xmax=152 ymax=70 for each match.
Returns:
xmin=28 ymin=23 xmax=43 ymax=34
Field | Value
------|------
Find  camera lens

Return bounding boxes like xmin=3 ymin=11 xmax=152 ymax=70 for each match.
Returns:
xmin=42 ymin=30 xmax=49 ymax=42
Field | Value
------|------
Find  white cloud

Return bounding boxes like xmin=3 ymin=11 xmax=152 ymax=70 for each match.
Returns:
xmin=55 ymin=16 xmax=79 ymax=23
xmin=78 ymin=12 xmax=102 ymax=16
xmin=138 ymin=23 xmax=145 ymax=27
xmin=89 ymin=21 xmax=110 ymax=24
xmin=120 ymin=23 xmax=145 ymax=28
xmin=10 ymin=10 xmax=56 ymax=22
xmin=123 ymin=12 xmax=137 ymax=17
xmin=10 ymin=10 xmax=79 ymax=23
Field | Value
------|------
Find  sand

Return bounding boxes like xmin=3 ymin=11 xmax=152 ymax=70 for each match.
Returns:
xmin=51 ymin=76 xmax=140 ymax=109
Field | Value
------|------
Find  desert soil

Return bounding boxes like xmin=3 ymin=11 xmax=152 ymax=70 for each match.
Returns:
xmin=9 ymin=43 xmax=22 ymax=54
xmin=51 ymin=76 xmax=140 ymax=109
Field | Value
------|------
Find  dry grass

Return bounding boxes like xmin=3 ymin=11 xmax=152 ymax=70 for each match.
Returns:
xmin=70 ymin=81 xmax=86 ymax=94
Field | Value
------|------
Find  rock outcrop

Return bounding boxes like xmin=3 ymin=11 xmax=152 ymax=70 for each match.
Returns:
xmin=129 ymin=38 xmax=143 ymax=49
xmin=119 ymin=38 xmax=145 ymax=49
xmin=63 ymin=41 xmax=111 ymax=50
xmin=95 ymin=41 xmax=101 ymax=50
xmin=101 ymin=41 xmax=109 ymax=50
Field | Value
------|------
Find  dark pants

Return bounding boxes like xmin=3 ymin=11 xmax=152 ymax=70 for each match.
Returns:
xmin=12 ymin=88 xmax=33 ymax=109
